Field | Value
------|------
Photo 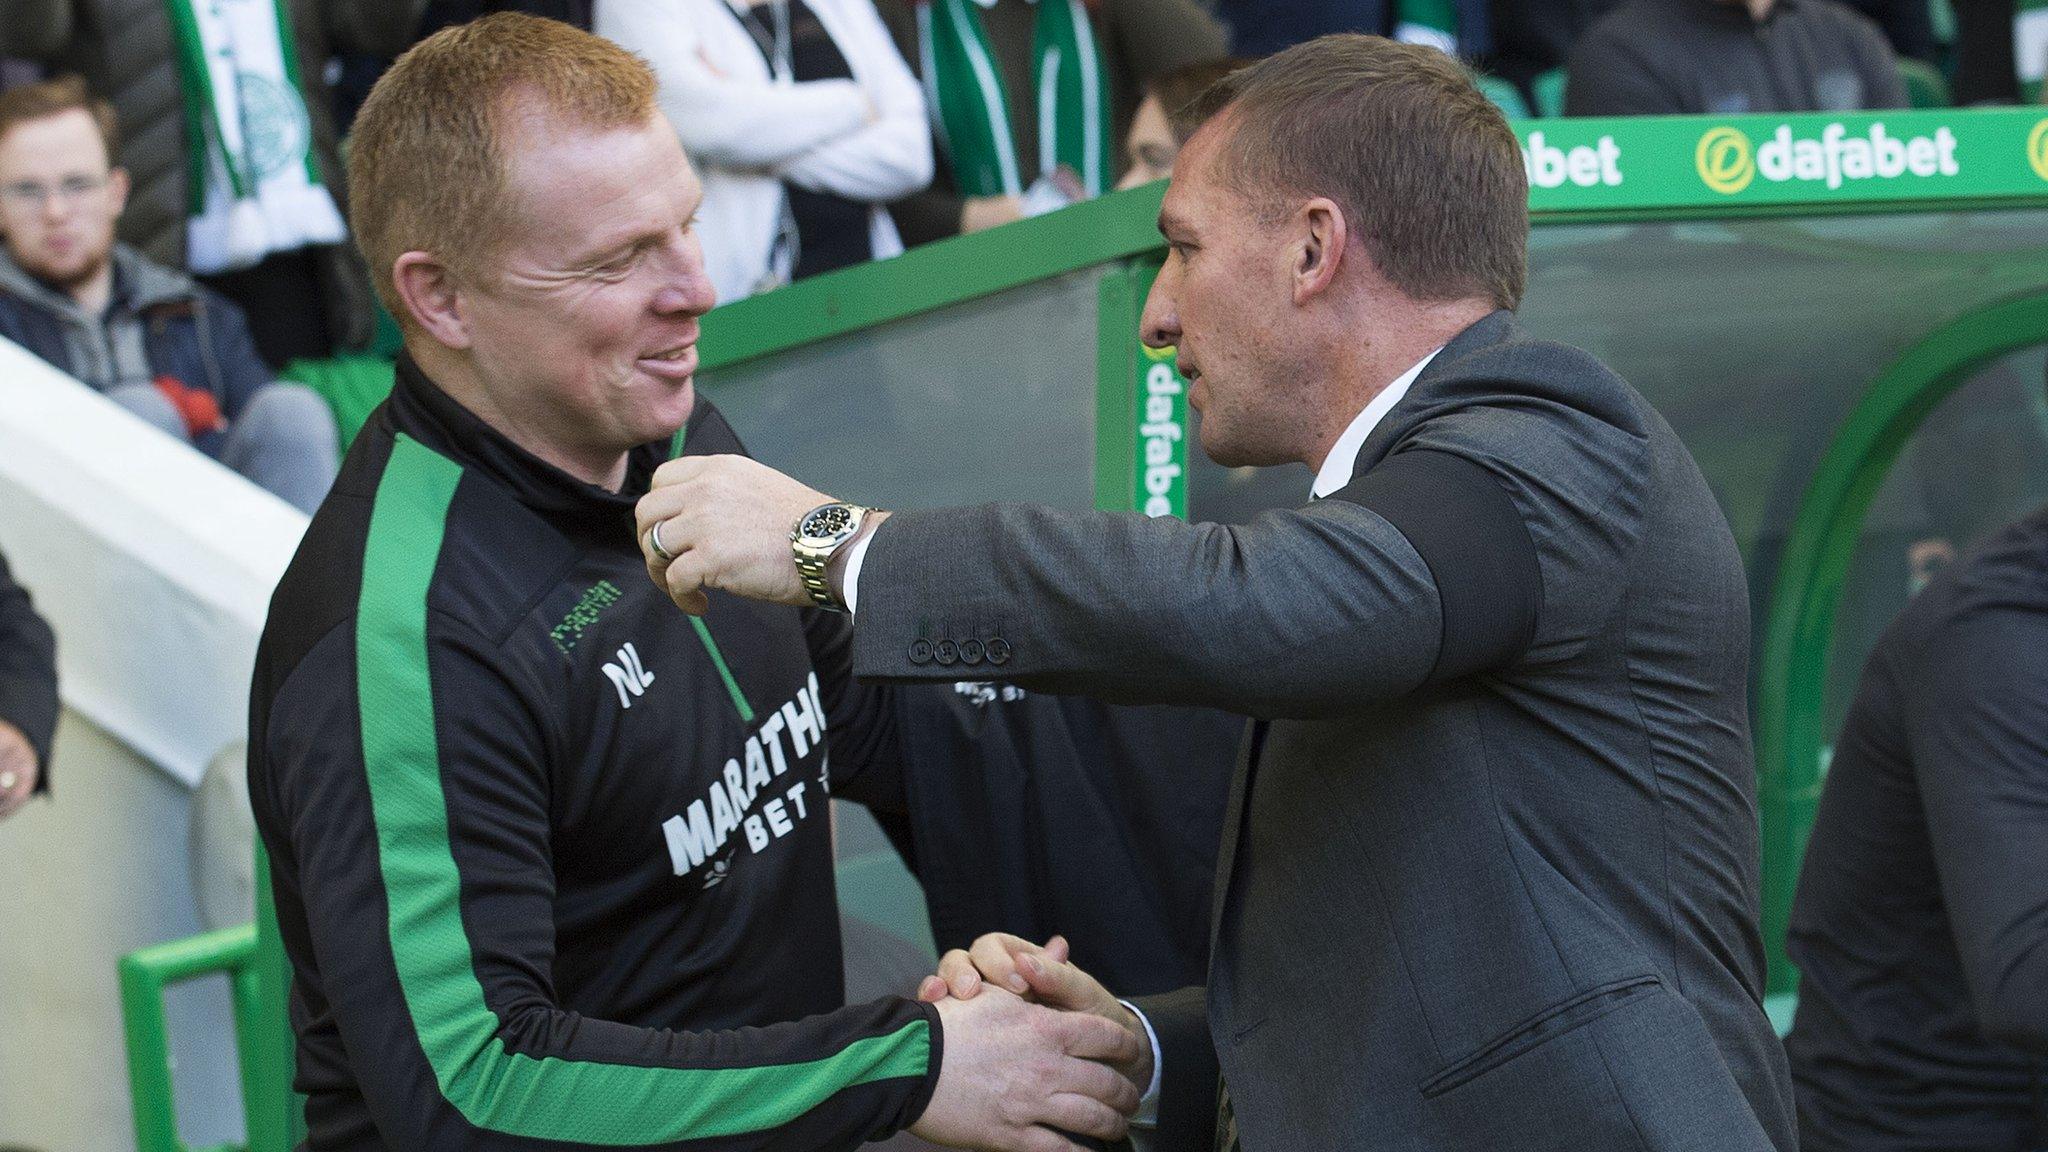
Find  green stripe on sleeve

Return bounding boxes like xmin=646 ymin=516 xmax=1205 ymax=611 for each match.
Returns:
xmin=689 ymin=616 xmax=756 ymax=723
xmin=355 ymin=434 xmax=929 ymax=1144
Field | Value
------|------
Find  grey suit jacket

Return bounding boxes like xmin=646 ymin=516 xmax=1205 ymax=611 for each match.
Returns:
xmin=850 ymin=312 xmax=1798 ymax=1151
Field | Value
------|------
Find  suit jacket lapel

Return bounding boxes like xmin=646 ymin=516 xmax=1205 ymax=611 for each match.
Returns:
xmin=1348 ymin=309 xmax=1520 ymax=481
xmin=1208 ymin=719 xmax=1265 ymax=958
xmin=1207 ymin=312 xmax=1522 ymax=959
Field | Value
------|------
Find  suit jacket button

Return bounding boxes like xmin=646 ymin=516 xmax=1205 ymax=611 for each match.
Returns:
xmin=958 ymin=638 xmax=985 ymax=665
xmin=933 ymin=639 xmax=959 ymax=666
xmin=985 ymin=637 xmax=1012 ymax=665
xmin=908 ymin=639 xmax=933 ymax=665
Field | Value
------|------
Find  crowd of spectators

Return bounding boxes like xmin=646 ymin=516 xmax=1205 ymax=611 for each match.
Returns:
xmin=2 ymin=0 xmax=2044 ymax=348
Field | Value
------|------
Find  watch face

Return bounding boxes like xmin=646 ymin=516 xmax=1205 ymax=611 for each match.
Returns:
xmin=799 ymin=504 xmax=857 ymax=542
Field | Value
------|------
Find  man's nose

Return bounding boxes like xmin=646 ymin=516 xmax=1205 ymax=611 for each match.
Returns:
xmin=652 ymin=241 xmax=718 ymax=317
xmin=1139 ymin=274 xmax=1180 ymax=350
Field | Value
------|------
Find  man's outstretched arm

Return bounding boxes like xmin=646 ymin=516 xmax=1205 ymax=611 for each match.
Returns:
xmin=636 ymin=456 xmax=1451 ymax=719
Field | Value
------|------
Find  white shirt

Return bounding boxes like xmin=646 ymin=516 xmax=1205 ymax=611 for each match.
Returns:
xmin=1310 ymin=348 xmax=1439 ymax=499
xmin=840 ymin=348 xmax=1442 ymax=1131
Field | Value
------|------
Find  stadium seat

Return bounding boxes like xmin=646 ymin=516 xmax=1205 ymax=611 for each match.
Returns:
xmin=1898 ymin=57 xmax=1952 ymax=108
xmin=1531 ymin=68 xmax=1568 ymax=119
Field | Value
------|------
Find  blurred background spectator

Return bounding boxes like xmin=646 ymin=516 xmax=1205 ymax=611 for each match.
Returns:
xmin=874 ymin=0 xmax=1227 ymax=243
xmin=0 ymin=549 xmax=55 ymax=824
xmin=1786 ymin=496 xmax=2048 ymax=1151
xmin=1115 ymin=55 xmax=1252 ymax=189
xmin=1565 ymin=0 xmax=1906 ymax=116
xmin=597 ymin=0 xmax=933 ymax=301
xmin=1947 ymin=0 xmax=2048 ymax=104
xmin=0 ymin=78 xmax=337 ymax=512
xmin=1213 ymin=0 xmax=1485 ymax=57
xmin=1841 ymin=0 xmax=1940 ymax=61
xmin=331 ymin=1 xmax=594 ymax=132
xmin=0 ymin=0 xmax=427 ymax=369
xmin=1483 ymin=0 xmax=1616 ymax=110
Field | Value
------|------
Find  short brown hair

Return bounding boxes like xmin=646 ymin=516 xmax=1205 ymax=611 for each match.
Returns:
xmin=0 ymin=75 xmax=120 ymax=165
xmin=347 ymin=13 xmax=659 ymax=325
xmin=1188 ymin=35 xmax=1527 ymax=311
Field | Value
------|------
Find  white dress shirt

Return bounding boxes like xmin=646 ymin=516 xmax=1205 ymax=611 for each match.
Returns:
xmin=1310 ymin=348 xmax=1439 ymax=499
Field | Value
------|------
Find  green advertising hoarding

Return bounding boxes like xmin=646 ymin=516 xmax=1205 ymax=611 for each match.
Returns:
xmin=1519 ymin=107 xmax=2048 ymax=215
xmin=1096 ymin=258 xmax=1192 ymax=519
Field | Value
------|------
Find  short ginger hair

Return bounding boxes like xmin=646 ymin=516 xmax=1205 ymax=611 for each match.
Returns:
xmin=347 ymin=13 xmax=660 ymax=326
xmin=0 ymin=75 xmax=120 ymax=166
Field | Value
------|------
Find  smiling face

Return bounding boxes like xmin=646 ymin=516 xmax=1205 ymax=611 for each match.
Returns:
xmin=1140 ymin=120 xmax=1322 ymax=469
xmin=452 ymin=106 xmax=716 ymax=484
xmin=0 ymin=108 xmax=127 ymax=294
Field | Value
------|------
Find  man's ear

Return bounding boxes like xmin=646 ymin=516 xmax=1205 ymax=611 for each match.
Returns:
xmin=393 ymin=251 xmax=472 ymax=350
xmin=1293 ymin=196 xmax=1348 ymax=306
xmin=106 ymin=166 xmax=130 ymax=218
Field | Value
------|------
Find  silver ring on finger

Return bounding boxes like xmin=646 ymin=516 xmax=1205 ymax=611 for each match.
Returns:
xmin=646 ymin=520 xmax=677 ymax=564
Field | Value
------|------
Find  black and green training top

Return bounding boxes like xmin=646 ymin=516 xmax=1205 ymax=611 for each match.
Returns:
xmin=248 ymin=357 xmax=941 ymax=1150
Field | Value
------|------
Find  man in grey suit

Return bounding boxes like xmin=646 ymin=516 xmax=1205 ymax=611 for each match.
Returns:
xmin=634 ymin=35 xmax=1797 ymax=1152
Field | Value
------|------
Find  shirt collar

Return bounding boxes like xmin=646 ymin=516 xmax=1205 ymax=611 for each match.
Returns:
xmin=387 ymin=352 xmax=685 ymax=547
xmin=1310 ymin=348 xmax=1440 ymax=499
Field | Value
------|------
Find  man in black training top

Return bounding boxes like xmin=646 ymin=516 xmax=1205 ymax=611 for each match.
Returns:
xmin=1786 ymin=501 xmax=2048 ymax=1151
xmin=247 ymin=15 xmax=1138 ymax=1151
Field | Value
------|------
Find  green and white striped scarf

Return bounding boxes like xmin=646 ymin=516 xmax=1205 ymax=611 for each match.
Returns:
xmin=164 ymin=0 xmax=347 ymax=273
xmin=916 ymin=0 xmax=1112 ymax=198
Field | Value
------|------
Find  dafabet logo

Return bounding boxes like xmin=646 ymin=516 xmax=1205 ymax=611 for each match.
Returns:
xmin=2027 ymin=118 xmax=2048 ymax=182
xmin=1696 ymin=122 xmax=1959 ymax=195
xmin=1695 ymin=127 xmax=1754 ymax=194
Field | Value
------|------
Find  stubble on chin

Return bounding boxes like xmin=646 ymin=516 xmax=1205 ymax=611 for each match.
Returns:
xmin=22 ymin=248 xmax=110 ymax=296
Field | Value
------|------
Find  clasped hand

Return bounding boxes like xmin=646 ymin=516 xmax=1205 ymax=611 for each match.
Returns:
xmin=909 ymin=934 xmax=1156 ymax=1152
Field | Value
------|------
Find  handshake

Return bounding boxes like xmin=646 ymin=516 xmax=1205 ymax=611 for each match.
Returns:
xmin=908 ymin=934 xmax=1157 ymax=1152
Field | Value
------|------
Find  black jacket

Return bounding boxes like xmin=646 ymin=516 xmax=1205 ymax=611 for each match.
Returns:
xmin=895 ymin=684 xmax=1237 ymax=997
xmin=0 ymin=549 xmax=57 ymax=791
xmin=1787 ymin=507 xmax=2048 ymax=1152
xmin=1565 ymin=0 xmax=1907 ymax=116
xmin=248 ymin=357 xmax=939 ymax=1150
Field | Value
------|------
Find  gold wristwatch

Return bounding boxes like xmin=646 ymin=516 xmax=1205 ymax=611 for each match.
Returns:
xmin=790 ymin=502 xmax=874 ymax=612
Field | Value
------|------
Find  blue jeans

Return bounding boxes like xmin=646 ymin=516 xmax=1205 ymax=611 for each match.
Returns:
xmin=107 ymin=381 xmax=340 ymax=514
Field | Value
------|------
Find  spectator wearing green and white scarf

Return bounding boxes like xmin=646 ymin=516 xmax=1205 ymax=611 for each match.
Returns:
xmin=0 ymin=0 xmax=427 ymax=366
xmin=873 ymin=0 xmax=1226 ymax=242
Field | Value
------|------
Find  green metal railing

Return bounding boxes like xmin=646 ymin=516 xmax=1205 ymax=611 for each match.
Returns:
xmin=119 ymin=925 xmax=261 ymax=1152
xmin=1753 ymin=291 xmax=2048 ymax=994
xmin=119 ymin=843 xmax=300 ymax=1152
xmin=119 ymin=107 xmax=2048 ymax=1144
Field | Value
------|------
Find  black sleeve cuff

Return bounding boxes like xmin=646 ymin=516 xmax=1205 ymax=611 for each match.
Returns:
xmin=0 ymin=675 xmax=57 ymax=791
xmin=1326 ymin=449 xmax=1541 ymax=685
xmin=898 ymin=998 xmax=946 ymax=1135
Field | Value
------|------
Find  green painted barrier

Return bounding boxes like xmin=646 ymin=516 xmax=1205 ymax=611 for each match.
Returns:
xmin=118 ymin=924 xmax=261 ymax=1152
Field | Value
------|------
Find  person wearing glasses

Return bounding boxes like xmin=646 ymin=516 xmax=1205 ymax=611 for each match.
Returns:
xmin=0 ymin=77 xmax=338 ymax=513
